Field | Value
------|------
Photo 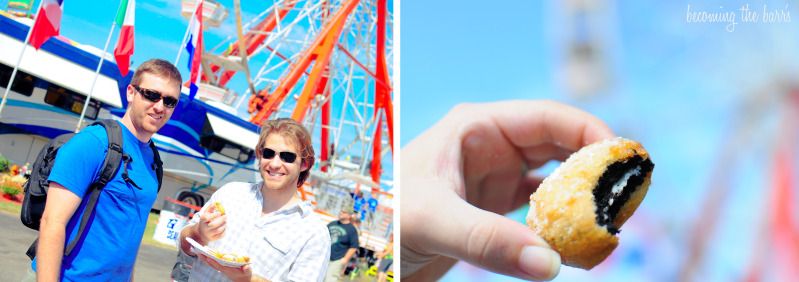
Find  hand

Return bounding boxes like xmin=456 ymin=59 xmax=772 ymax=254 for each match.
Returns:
xmin=198 ymin=202 xmax=227 ymax=243
xmin=197 ymin=253 xmax=253 ymax=282
xmin=401 ymin=100 xmax=615 ymax=280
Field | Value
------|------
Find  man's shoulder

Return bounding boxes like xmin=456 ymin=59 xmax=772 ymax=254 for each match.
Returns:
xmin=55 ymin=125 xmax=107 ymax=162
xmin=211 ymin=182 xmax=257 ymax=202
xmin=217 ymin=181 xmax=256 ymax=193
xmin=346 ymin=223 xmax=359 ymax=236
xmin=302 ymin=213 xmax=332 ymax=242
xmin=69 ymin=124 xmax=109 ymax=147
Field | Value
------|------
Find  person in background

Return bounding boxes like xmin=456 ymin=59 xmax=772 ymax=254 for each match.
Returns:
xmin=325 ymin=209 xmax=359 ymax=281
xmin=376 ymin=234 xmax=394 ymax=282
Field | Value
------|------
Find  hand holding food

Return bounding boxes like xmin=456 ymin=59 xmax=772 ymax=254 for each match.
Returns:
xmin=527 ymin=137 xmax=654 ymax=269
xmin=214 ymin=201 xmax=226 ymax=215
xmin=401 ymin=101 xmax=616 ymax=280
xmin=198 ymin=201 xmax=227 ymax=243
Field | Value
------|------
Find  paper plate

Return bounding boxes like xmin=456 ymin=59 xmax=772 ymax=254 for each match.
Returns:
xmin=186 ymin=237 xmax=250 ymax=267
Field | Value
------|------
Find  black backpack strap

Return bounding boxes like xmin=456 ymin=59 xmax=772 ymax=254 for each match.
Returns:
xmin=149 ymin=141 xmax=163 ymax=192
xmin=64 ymin=120 xmax=124 ymax=257
xmin=93 ymin=120 xmax=124 ymax=188
xmin=64 ymin=185 xmax=104 ymax=256
xmin=26 ymin=238 xmax=38 ymax=260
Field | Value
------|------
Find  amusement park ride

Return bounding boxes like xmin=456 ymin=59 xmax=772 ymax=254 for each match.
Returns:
xmin=180 ymin=0 xmax=394 ymax=238
xmin=680 ymin=82 xmax=799 ymax=281
xmin=184 ymin=0 xmax=393 ymax=186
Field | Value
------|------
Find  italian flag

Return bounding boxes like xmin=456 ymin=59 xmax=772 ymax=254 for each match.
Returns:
xmin=113 ymin=0 xmax=135 ymax=76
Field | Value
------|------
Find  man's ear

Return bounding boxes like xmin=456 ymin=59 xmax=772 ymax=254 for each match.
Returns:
xmin=301 ymin=159 xmax=310 ymax=171
xmin=126 ymin=85 xmax=135 ymax=103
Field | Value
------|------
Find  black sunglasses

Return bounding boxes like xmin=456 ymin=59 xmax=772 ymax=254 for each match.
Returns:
xmin=132 ymin=85 xmax=178 ymax=108
xmin=261 ymin=148 xmax=298 ymax=164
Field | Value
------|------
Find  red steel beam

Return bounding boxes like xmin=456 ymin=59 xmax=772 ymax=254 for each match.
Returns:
xmin=290 ymin=21 xmax=345 ymax=121
xmin=369 ymin=0 xmax=392 ymax=184
xmin=249 ymin=0 xmax=360 ymax=124
xmin=319 ymin=67 xmax=331 ymax=172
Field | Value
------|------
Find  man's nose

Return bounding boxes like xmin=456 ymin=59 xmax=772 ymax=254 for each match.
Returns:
xmin=152 ymin=99 xmax=166 ymax=113
xmin=266 ymin=156 xmax=284 ymax=167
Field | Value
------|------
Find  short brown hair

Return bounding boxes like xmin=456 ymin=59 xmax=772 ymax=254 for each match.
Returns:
xmin=256 ymin=118 xmax=315 ymax=187
xmin=130 ymin=59 xmax=182 ymax=88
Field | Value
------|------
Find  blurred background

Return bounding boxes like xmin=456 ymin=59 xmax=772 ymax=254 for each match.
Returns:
xmin=401 ymin=0 xmax=798 ymax=281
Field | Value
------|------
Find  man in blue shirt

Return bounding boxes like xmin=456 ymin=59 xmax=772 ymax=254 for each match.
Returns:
xmin=32 ymin=59 xmax=182 ymax=281
xmin=325 ymin=209 xmax=359 ymax=281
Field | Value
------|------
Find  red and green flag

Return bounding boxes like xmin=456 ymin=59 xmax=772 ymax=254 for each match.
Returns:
xmin=113 ymin=0 xmax=135 ymax=76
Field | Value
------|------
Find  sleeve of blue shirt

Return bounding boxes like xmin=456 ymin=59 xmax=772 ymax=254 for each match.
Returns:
xmin=48 ymin=129 xmax=106 ymax=198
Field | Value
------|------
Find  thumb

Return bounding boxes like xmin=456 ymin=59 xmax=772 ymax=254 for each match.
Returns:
xmin=199 ymin=204 xmax=214 ymax=222
xmin=427 ymin=196 xmax=561 ymax=280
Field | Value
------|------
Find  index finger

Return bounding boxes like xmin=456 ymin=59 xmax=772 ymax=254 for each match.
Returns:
xmin=485 ymin=100 xmax=614 ymax=150
xmin=209 ymin=214 xmax=227 ymax=227
xmin=200 ymin=203 xmax=218 ymax=221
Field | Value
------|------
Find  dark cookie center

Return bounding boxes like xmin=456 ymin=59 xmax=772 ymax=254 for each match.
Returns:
xmin=592 ymin=155 xmax=654 ymax=235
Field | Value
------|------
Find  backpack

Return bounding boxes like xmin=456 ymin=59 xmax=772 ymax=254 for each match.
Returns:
xmin=19 ymin=119 xmax=164 ymax=260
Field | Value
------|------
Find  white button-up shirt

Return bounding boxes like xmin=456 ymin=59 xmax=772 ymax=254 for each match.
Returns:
xmin=184 ymin=182 xmax=331 ymax=282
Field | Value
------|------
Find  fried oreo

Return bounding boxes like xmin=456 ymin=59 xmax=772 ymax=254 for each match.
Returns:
xmin=526 ymin=137 xmax=654 ymax=269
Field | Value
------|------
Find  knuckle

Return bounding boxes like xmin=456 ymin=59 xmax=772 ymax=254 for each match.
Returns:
xmin=466 ymin=222 xmax=499 ymax=266
xmin=450 ymin=102 xmax=476 ymax=114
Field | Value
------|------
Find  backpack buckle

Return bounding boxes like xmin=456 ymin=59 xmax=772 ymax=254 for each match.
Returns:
xmin=109 ymin=143 xmax=122 ymax=153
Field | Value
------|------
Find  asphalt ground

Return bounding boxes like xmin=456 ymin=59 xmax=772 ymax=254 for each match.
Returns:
xmin=0 ymin=211 xmax=176 ymax=281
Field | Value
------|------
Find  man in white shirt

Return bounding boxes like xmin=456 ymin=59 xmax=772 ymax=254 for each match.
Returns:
xmin=178 ymin=118 xmax=331 ymax=282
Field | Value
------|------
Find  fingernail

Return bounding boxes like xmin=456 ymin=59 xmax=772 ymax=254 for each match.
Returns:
xmin=519 ymin=246 xmax=561 ymax=281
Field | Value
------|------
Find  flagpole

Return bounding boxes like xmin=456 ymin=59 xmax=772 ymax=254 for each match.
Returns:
xmin=175 ymin=0 xmax=203 ymax=65
xmin=174 ymin=23 xmax=190 ymax=65
xmin=76 ymin=22 xmax=117 ymax=132
xmin=0 ymin=0 xmax=45 ymax=118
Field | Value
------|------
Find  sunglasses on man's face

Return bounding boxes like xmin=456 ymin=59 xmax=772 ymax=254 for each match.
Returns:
xmin=261 ymin=148 xmax=298 ymax=164
xmin=133 ymin=85 xmax=178 ymax=108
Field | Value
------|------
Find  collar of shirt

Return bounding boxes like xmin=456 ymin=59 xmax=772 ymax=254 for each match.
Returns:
xmin=252 ymin=182 xmax=314 ymax=227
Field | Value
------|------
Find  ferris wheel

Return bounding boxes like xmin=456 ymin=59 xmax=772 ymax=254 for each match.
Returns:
xmin=182 ymin=0 xmax=393 ymax=186
xmin=180 ymin=0 xmax=394 ymax=238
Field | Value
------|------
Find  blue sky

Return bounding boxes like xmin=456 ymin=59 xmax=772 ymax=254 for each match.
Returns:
xmin=0 ymin=0 xmax=395 ymax=189
xmin=402 ymin=0 xmax=799 ymax=281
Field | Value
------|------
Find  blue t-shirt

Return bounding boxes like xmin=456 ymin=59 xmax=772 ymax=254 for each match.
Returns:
xmin=353 ymin=196 xmax=365 ymax=212
xmin=327 ymin=221 xmax=359 ymax=261
xmin=367 ymin=198 xmax=377 ymax=213
xmin=32 ymin=121 xmax=158 ymax=281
